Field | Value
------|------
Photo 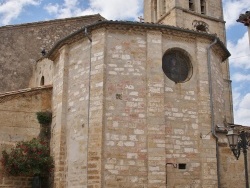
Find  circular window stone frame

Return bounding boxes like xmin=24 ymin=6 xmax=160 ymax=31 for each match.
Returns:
xmin=162 ymin=48 xmax=193 ymax=83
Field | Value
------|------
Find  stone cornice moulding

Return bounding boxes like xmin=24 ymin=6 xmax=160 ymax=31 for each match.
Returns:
xmin=158 ymin=6 xmax=225 ymax=24
xmin=0 ymin=85 xmax=52 ymax=104
xmin=46 ymin=20 xmax=231 ymax=62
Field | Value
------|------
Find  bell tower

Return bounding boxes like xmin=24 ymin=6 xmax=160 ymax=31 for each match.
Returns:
xmin=144 ymin=0 xmax=226 ymax=42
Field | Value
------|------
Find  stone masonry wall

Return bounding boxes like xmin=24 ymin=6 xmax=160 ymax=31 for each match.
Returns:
xmin=176 ymin=0 xmax=223 ymax=19
xmin=0 ymin=176 xmax=32 ymax=188
xmin=66 ymin=39 xmax=90 ymax=187
xmin=218 ymin=133 xmax=246 ymax=188
xmin=47 ymin=23 xmax=232 ymax=187
xmin=104 ymin=30 xmax=149 ymax=187
xmin=163 ymin=35 xmax=220 ymax=188
xmin=147 ymin=31 xmax=166 ymax=188
xmin=144 ymin=0 xmax=225 ymax=41
xmin=50 ymin=28 xmax=106 ymax=188
xmin=144 ymin=0 xmax=233 ymax=124
xmin=0 ymin=86 xmax=52 ymax=188
xmin=51 ymin=46 xmax=69 ymax=188
xmin=0 ymin=14 xmax=103 ymax=93
xmin=87 ymin=28 xmax=106 ymax=188
xmin=102 ymin=29 xmax=225 ymax=187
xmin=176 ymin=12 xmax=226 ymax=42
xmin=30 ymin=58 xmax=54 ymax=87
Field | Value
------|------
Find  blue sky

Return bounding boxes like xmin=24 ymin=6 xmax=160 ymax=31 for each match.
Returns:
xmin=0 ymin=0 xmax=250 ymax=125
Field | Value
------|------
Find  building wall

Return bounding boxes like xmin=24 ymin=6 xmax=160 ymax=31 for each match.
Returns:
xmin=0 ymin=1 xmax=241 ymax=187
xmin=87 ymin=28 xmax=106 ymax=188
xmin=50 ymin=46 xmax=69 ymax=188
xmin=103 ymin=28 xmax=231 ymax=188
xmin=0 ymin=15 xmax=103 ymax=93
xmin=66 ymin=38 xmax=91 ymax=187
xmin=175 ymin=11 xmax=226 ymax=42
xmin=30 ymin=58 xmax=54 ymax=87
xmin=218 ymin=133 xmax=246 ymax=188
xmin=162 ymin=36 xmax=215 ymax=188
xmin=176 ymin=0 xmax=223 ymax=19
xmin=0 ymin=86 xmax=52 ymax=188
xmin=47 ymin=25 xmax=232 ymax=187
xmin=0 ymin=176 xmax=32 ymax=188
xmin=49 ymin=28 xmax=106 ymax=188
xmin=144 ymin=0 xmax=225 ymax=42
xmin=104 ymin=29 xmax=149 ymax=187
xmin=144 ymin=0 xmax=233 ymax=124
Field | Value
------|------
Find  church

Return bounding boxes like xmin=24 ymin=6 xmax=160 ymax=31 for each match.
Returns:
xmin=0 ymin=0 xmax=249 ymax=188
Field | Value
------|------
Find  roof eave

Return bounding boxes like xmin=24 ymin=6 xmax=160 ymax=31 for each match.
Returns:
xmin=46 ymin=20 xmax=230 ymax=62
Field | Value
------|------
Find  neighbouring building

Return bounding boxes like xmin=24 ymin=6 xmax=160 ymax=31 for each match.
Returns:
xmin=0 ymin=1 xmax=249 ymax=188
xmin=237 ymin=11 xmax=250 ymax=46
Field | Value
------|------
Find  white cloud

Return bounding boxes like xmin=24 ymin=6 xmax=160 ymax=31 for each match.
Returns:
xmin=44 ymin=0 xmax=83 ymax=19
xmin=234 ymin=93 xmax=250 ymax=126
xmin=44 ymin=0 xmax=143 ymax=21
xmin=232 ymin=89 xmax=241 ymax=108
xmin=0 ymin=0 xmax=41 ymax=25
xmin=228 ymin=32 xmax=250 ymax=69
xmin=223 ymin=0 xmax=250 ymax=29
xmin=44 ymin=3 xmax=59 ymax=15
xmin=88 ymin=0 xmax=143 ymax=20
xmin=224 ymin=1 xmax=250 ymax=126
xmin=232 ymin=73 xmax=250 ymax=82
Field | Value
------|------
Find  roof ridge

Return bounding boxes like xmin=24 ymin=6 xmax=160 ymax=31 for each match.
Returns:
xmin=0 ymin=14 xmax=105 ymax=29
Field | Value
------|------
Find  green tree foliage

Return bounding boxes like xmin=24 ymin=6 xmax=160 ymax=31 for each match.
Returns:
xmin=36 ymin=111 xmax=52 ymax=125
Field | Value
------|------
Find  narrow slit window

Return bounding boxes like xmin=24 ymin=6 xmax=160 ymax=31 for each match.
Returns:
xmin=200 ymin=0 xmax=206 ymax=14
xmin=161 ymin=0 xmax=166 ymax=16
xmin=153 ymin=0 xmax=157 ymax=21
xmin=40 ymin=76 xmax=45 ymax=86
xmin=189 ymin=0 xmax=194 ymax=11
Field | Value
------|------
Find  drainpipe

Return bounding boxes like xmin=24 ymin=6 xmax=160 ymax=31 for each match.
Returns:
xmin=84 ymin=27 xmax=92 ymax=127
xmin=85 ymin=28 xmax=92 ymax=43
xmin=84 ymin=27 xmax=92 ymax=187
xmin=207 ymin=38 xmax=221 ymax=188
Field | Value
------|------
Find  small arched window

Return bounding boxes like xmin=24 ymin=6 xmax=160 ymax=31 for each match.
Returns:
xmin=160 ymin=0 xmax=166 ymax=16
xmin=152 ymin=0 xmax=158 ymax=22
xmin=189 ymin=0 xmax=195 ymax=11
xmin=200 ymin=0 xmax=206 ymax=14
xmin=40 ymin=76 xmax=45 ymax=86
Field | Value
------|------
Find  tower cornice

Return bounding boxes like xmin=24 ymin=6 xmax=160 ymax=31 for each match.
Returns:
xmin=157 ymin=7 xmax=225 ymax=24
